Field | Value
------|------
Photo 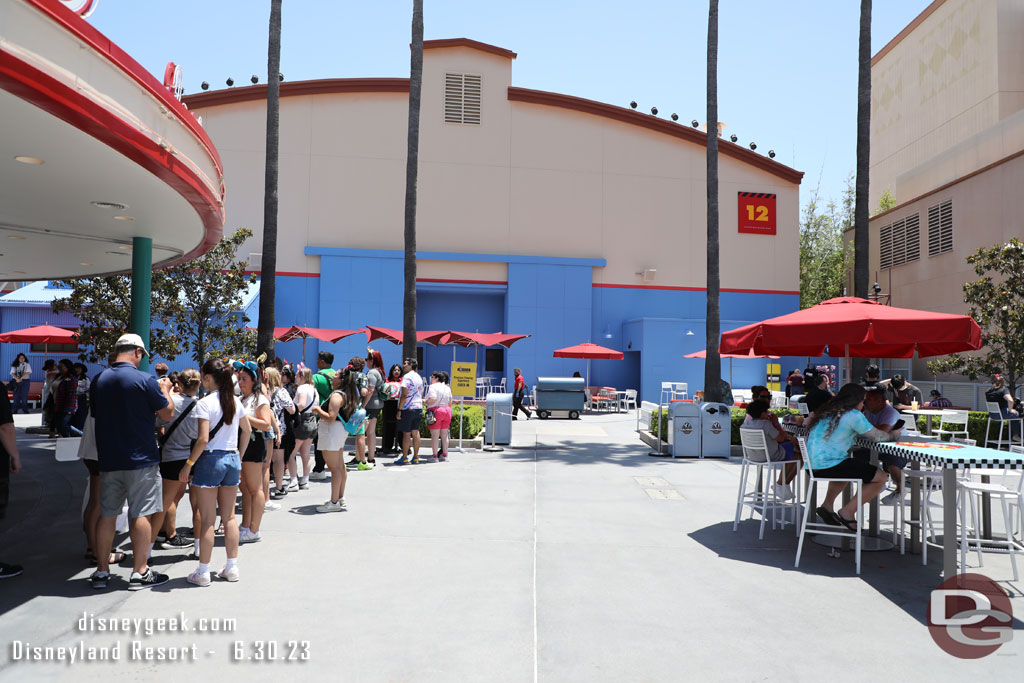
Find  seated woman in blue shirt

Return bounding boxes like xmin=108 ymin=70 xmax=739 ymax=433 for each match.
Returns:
xmin=805 ymin=383 xmax=899 ymax=530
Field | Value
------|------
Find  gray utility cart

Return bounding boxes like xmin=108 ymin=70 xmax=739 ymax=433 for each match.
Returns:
xmin=535 ymin=376 xmax=586 ymax=420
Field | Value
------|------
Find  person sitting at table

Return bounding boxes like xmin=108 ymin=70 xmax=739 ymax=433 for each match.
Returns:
xmin=805 ymin=383 xmax=899 ymax=530
xmin=884 ymin=374 xmax=923 ymax=410
xmin=862 ymin=364 xmax=881 ymax=389
xmin=744 ymin=400 xmax=801 ymax=500
xmin=923 ymin=389 xmax=952 ymax=409
xmin=985 ymin=375 xmax=1021 ymax=439
xmin=745 ymin=386 xmax=781 ymax=428
xmin=861 ymin=388 xmax=906 ymax=505
xmin=801 ymin=373 xmax=832 ymax=414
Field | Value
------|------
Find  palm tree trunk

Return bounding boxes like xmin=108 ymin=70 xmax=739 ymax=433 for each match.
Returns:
xmin=703 ymin=0 xmax=722 ymax=403
xmin=852 ymin=0 xmax=871 ymax=382
xmin=402 ymin=0 xmax=424 ymax=361
xmin=257 ymin=0 xmax=283 ymax=359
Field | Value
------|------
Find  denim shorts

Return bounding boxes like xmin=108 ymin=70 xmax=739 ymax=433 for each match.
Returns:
xmin=191 ymin=449 xmax=241 ymax=488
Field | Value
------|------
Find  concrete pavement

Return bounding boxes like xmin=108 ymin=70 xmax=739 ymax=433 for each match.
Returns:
xmin=0 ymin=410 xmax=1021 ymax=681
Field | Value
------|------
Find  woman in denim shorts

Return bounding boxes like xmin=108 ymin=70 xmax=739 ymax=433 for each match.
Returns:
xmin=179 ymin=359 xmax=250 ymax=586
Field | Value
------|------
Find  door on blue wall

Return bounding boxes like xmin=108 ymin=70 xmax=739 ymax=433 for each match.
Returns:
xmin=623 ymin=350 xmax=641 ymax=396
xmin=417 ymin=289 xmax=505 ymax=382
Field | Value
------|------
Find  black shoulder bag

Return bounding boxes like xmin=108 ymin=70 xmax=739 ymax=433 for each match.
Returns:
xmin=158 ymin=398 xmax=197 ymax=455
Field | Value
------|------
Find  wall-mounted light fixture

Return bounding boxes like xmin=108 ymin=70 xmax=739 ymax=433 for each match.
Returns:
xmin=685 ymin=329 xmax=695 ymax=336
xmin=635 ymin=268 xmax=656 ymax=282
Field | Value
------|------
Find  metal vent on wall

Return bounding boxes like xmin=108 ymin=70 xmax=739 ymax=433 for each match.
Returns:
xmin=247 ymin=253 xmax=262 ymax=269
xmin=928 ymin=200 xmax=953 ymax=256
xmin=879 ymin=213 xmax=919 ymax=270
xmin=444 ymin=73 xmax=481 ymax=125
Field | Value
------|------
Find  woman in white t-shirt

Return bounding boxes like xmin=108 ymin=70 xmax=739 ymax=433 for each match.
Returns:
xmin=288 ymin=368 xmax=318 ymax=490
xmin=178 ymin=359 xmax=250 ymax=586
xmin=235 ymin=361 xmax=275 ymax=545
xmin=425 ymin=371 xmax=453 ymax=462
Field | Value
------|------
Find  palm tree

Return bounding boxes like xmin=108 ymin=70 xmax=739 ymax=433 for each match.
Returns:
xmin=703 ymin=0 xmax=722 ymax=403
xmin=852 ymin=0 xmax=871 ymax=382
xmin=402 ymin=0 xmax=424 ymax=361
xmin=257 ymin=0 xmax=283 ymax=361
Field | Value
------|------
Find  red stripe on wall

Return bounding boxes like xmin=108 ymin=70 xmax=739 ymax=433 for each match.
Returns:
xmin=592 ymin=283 xmax=799 ymax=295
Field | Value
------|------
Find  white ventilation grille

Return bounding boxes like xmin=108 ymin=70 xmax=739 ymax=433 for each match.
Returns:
xmin=444 ymin=73 xmax=481 ymax=125
xmin=879 ymin=213 xmax=920 ymax=270
xmin=247 ymin=253 xmax=262 ymax=269
xmin=928 ymin=199 xmax=953 ymax=256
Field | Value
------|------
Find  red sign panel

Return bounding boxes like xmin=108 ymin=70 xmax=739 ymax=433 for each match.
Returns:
xmin=738 ymin=192 xmax=777 ymax=235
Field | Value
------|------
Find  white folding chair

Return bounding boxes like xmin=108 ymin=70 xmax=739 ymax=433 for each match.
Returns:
xmin=932 ymin=410 xmax=969 ymax=441
xmin=983 ymin=401 xmax=1023 ymax=450
xmin=957 ymin=443 xmax=1024 ymax=579
xmin=794 ymin=436 xmax=865 ymax=574
xmin=622 ymin=389 xmax=638 ymax=412
xmin=734 ymin=428 xmax=801 ymax=539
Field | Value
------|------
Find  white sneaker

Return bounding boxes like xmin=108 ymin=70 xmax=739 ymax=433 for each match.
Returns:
xmin=264 ymin=501 xmax=281 ymax=511
xmin=217 ymin=566 xmax=240 ymax=582
xmin=285 ymin=480 xmax=299 ymax=492
xmin=316 ymin=499 xmax=346 ymax=513
xmin=308 ymin=471 xmax=329 ymax=481
xmin=238 ymin=528 xmax=262 ymax=544
xmin=187 ymin=570 xmax=211 ymax=587
xmin=773 ymin=482 xmax=794 ymax=500
xmin=881 ymin=490 xmax=903 ymax=506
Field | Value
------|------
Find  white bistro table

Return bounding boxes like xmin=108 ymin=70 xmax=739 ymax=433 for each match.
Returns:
xmin=899 ymin=408 xmax=953 ymax=434
xmin=876 ymin=440 xmax=1024 ymax=580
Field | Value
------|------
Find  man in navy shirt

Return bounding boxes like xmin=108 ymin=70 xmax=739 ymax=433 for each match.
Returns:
xmin=89 ymin=333 xmax=174 ymax=590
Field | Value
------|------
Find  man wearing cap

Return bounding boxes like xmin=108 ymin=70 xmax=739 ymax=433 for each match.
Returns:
xmin=88 ymin=333 xmax=175 ymax=590
xmin=924 ymin=389 xmax=952 ymax=409
xmin=884 ymin=374 xmax=923 ymax=411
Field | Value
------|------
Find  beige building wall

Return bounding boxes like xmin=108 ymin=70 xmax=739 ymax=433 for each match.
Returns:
xmin=190 ymin=42 xmax=801 ymax=293
xmin=871 ymin=0 xmax=1024 ymax=207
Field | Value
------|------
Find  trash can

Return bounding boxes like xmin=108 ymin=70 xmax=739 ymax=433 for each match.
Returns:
xmin=669 ymin=401 xmax=701 ymax=458
xmin=535 ymin=377 xmax=586 ymax=419
xmin=699 ymin=402 xmax=732 ymax=459
xmin=484 ymin=393 xmax=514 ymax=445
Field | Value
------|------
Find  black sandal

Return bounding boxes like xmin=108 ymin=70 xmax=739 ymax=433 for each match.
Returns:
xmin=836 ymin=514 xmax=858 ymax=531
xmin=815 ymin=506 xmax=843 ymax=527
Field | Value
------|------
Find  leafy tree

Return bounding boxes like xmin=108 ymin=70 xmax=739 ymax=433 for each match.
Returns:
xmin=52 ymin=229 xmax=257 ymax=364
xmin=402 ymin=0 xmax=424 ymax=360
xmin=703 ymin=0 xmax=722 ymax=403
xmin=165 ymin=228 xmax=258 ymax=364
xmin=873 ymin=188 xmax=895 ymax=216
xmin=800 ymin=176 xmax=853 ymax=309
xmin=52 ymin=274 xmax=181 ymax=364
xmin=927 ymin=239 xmax=1024 ymax=395
xmin=257 ymin=0 xmax=283 ymax=359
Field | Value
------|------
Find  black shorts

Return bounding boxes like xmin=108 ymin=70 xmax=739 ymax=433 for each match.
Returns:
xmin=397 ymin=410 xmax=422 ymax=433
xmin=160 ymin=459 xmax=188 ymax=481
xmin=366 ymin=408 xmax=382 ymax=420
xmin=812 ymin=458 xmax=879 ymax=484
xmin=281 ymin=428 xmax=295 ymax=456
xmin=242 ymin=434 xmax=268 ymax=463
xmin=82 ymin=458 xmax=99 ymax=477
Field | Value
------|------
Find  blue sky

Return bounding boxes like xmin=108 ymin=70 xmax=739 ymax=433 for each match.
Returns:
xmin=89 ymin=0 xmax=930 ymax=209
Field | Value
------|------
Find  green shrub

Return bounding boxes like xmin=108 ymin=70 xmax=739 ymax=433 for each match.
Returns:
xmin=373 ymin=404 xmax=485 ymax=440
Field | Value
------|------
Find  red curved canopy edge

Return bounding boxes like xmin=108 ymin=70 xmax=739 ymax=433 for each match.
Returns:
xmin=24 ymin=0 xmax=224 ymax=178
xmin=277 ymin=327 xmax=363 ymax=344
xmin=364 ymin=326 xmax=449 ymax=346
xmin=0 ymin=324 xmax=78 ymax=344
xmin=684 ymin=349 xmax=779 ymax=359
xmin=0 ymin=48 xmax=225 ymax=273
xmin=719 ymin=297 xmax=982 ymax=359
xmin=444 ymin=331 xmax=531 ymax=348
xmin=552 ymin=342 xmax=624 ymax=360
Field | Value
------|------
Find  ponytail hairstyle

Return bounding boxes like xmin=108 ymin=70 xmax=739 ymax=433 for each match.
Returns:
xmin=202 ymin=358 xmax=236 ymax=424
xmin=335 ymin=365 xmax=360 ymax=421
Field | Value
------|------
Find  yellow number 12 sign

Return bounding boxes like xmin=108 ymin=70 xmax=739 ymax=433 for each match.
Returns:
xmin=738 ymin=192 xmax=777 ymax=235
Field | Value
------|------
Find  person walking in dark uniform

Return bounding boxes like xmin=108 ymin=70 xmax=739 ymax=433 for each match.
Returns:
xmin=512 ymin=368 xmax=532 ymax=420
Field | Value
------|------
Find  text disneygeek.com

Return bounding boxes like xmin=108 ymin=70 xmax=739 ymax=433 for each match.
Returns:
xmin=8 ymin=612 xmax=310 ymax=664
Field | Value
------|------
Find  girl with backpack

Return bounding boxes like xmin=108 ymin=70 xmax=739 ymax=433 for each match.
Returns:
xmin=313 ymin=367 xmax=364 ymax=512
xmin=288 ymin=367 xmax=318 ymax=490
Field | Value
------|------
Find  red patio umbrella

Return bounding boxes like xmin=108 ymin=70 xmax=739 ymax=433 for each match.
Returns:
xmin=0 ymin=324 xmax=77 ymax=344
xmin=684 ymin=348 xmax=779 ymax=386
xmin=364 ymin=326 xmax=449 ymax=346
xmin=552 ymin=342 xmax=624 ymax=388
xmin=719 ymin=297 xmax=982 ymax=359
xmin=275 ymin=326 xmax=364 ymax=360
xmin=443 ymin=331 xmax=532 ymax=386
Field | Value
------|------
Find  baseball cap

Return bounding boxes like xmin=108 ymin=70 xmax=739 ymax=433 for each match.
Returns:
xmin=115 ymin=332 xmax=149 ymax=356
xmin=930 ymin=389 xmax=941 ymax=397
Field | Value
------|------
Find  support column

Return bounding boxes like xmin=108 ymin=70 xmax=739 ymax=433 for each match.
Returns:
xmin=129 ymin=236 xmax=152 ymax=372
